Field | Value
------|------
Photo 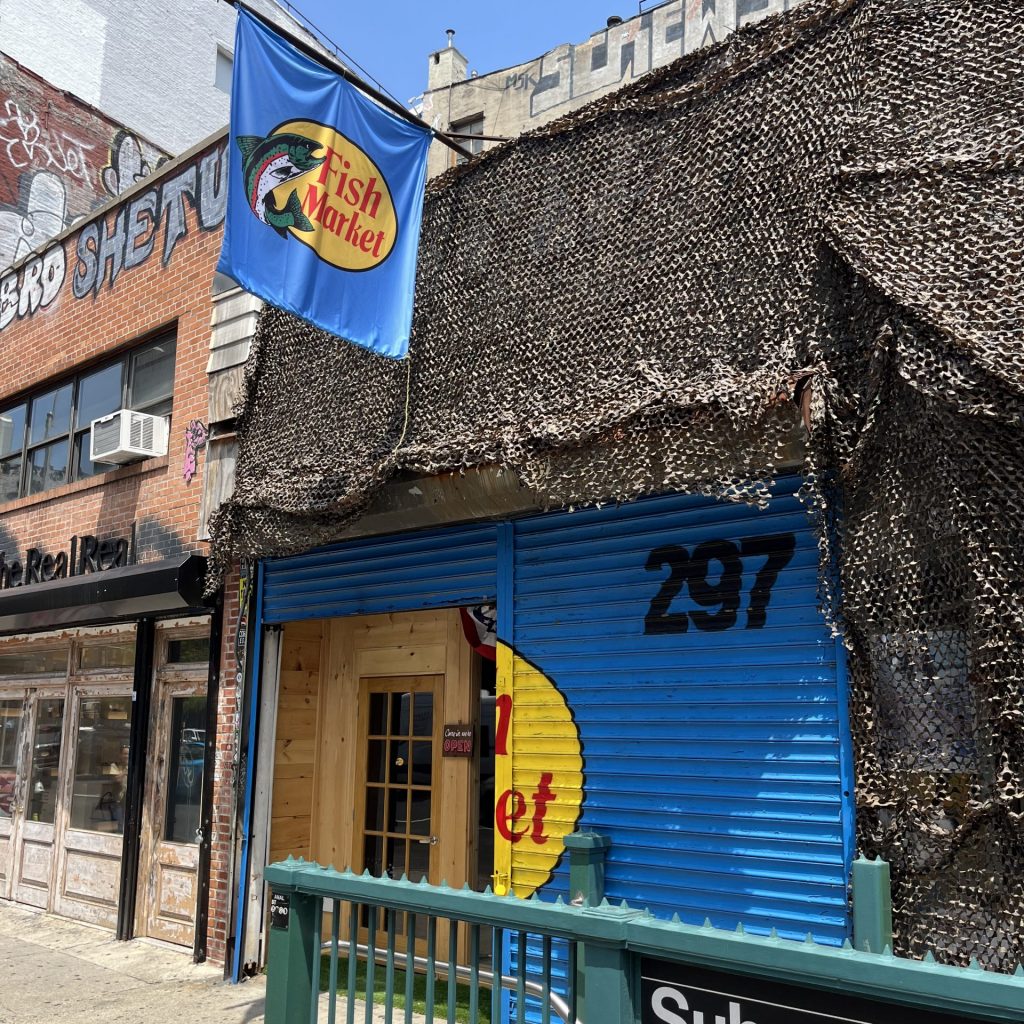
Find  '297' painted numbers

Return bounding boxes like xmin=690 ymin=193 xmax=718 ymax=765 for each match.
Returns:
xmin=643 ymin=533 xmax=796 ymax=634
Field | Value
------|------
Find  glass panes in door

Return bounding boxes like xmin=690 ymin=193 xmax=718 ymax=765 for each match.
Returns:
xmin=27 ymin=699 xmax=63 ymax=824
xmin=68 ymin=697 xmax=131 ymax=833
xmin=363 ymin=683 xmax=435 ymax=883
xmin=165 ymin=695 xmax=207 ymax=844
xmin=0 ymin=700 xmax=22 ymax=820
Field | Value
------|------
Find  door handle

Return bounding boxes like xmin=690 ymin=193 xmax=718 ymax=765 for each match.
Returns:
xmin=416 ymin=835 xmax=438 ymax=845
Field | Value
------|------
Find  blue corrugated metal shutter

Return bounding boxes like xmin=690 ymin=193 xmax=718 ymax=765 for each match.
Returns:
xmin=510 ymin=477 xmax=853 ymax=945
xmin=261 ymin=522 xmax=498 ymax=623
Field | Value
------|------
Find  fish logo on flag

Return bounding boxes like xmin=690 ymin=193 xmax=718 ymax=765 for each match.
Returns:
xmin=217 ymin=9 xmax=433 ymax=358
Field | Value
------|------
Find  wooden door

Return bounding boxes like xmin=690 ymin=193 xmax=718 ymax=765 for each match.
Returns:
xmin=357 ymin=676 xmax=442 ymax=886
xmin=136 ymin=680 xmax=207 ymax=946
xmin=0 ymin=689 xmax=28 ymax=899
xmin=52 ymin=684 xmax=132 ymax=928
xmin=12 ymin=692 xmax=67 ymax=908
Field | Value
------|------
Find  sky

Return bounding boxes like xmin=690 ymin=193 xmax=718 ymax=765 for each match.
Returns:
xmin=280 ymin=2 xmax=640 ymax=108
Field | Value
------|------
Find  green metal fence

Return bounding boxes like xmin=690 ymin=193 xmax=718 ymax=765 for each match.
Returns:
xmin=263 ymin=853 xmax=1024 ymax=1024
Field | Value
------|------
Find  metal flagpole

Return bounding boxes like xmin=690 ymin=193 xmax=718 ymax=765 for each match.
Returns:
xmin=223 ymin=0 xmax=475 ymax=162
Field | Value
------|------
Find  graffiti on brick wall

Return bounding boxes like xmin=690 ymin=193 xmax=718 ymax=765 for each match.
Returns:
xmin=0 ymin=99 xmax=94 ymax=182
xmin=0 ymin=141 xmax=227 ymax=333
xmin=0 ymin=60 xmax=167 ymax=271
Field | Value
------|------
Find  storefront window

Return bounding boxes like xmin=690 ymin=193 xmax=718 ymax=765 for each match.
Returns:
xmin=0 ymin=699 xmax=22 ymax=820
xmin=164 ymin=696 xmax=207 ymax=844
xmin=27 ymin=699 xmax=63 ymax=824
xmin=80 ymin=643 xmax=136 ymax=672
xmin=68 ymin=697 xmax=131 ymax=833
xmin=167 ymin=637 xmax=210 ymax=664
xmin=0 ymin=649 xmax=67 ymax=675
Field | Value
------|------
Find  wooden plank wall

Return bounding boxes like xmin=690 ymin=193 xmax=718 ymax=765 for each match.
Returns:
xmin=269 ymin=620 xmax=322 ymax=863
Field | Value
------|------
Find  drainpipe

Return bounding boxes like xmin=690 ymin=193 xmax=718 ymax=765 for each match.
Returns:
xmin=231 ymin=561 xmax=266 ymax=982
xmin=193 ymin=590 xmax=225 ymax=962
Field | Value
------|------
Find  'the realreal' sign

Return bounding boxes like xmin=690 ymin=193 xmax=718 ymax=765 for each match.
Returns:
xmin=0 ymin=532 xmax=132 ymax=590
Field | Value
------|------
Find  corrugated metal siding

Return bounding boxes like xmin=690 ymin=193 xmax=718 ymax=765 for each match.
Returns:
xmin=261 ymin=523 xmax=498 ymax=623
xmin=510 ymin=479 xmax=852 ymax=945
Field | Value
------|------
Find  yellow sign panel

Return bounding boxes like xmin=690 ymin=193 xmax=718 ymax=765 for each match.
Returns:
xmin=270 ymin=119 xmax=398 ymax=271
xmin=493 ymin=642 xmax=584 ymax=898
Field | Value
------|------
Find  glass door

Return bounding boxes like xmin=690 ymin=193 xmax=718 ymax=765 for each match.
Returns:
xmin=137 ymin=684 xmax=208 ymax=946
xmin=0 ymin=691 xmax=27 ymax=900
xmin=11 ymin=694 xmax=66 ymax=908
xmin=357 ymin=676 xmax=442 ymax=948
xmin=52 ymin=685 xmax=132 ymax=928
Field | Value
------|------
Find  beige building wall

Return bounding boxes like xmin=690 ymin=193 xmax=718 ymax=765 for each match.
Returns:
xmin=420 ymin=0 xmax=801 ymax=178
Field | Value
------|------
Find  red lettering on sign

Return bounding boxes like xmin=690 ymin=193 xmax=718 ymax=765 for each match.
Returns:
xmin=531 ymin=773 xmax=556 ymax=844
xmin=495 ymin=692 xmax=513 ymax=756
xmin=495 ymin=788 xmax=528 ymax=842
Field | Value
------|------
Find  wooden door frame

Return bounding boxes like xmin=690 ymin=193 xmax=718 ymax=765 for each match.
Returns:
xmin=0 ymin=685 xmax=29 ymax=901
xmin=51 ymin=677 xmax=133 ymax=927
xmin=134 ymin=620 xmax=210 ymax=944
xmin=352 ymin=674 xmax=444 ymax=882
xmin=10 ymin=681 xmax=73 ymax=910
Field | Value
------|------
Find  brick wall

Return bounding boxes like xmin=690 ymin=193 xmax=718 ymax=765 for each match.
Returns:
xmin=208 ymin=562 xmax=242 ymax=968
xmin=0 ymin=134 xmax=237 ymax=966
xmin=0 ymin=53 xmax=168 ymax=269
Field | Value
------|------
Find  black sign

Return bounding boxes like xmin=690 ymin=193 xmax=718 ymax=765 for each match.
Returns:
xmin=270 ymin=891 xmax=291 ymax=931
xmin=641 ymin=959 xmax=989 ymax=1024
xmin=443 ymin=724 xmax=474 ymax=757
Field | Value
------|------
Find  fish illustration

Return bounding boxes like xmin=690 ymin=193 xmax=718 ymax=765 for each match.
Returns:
xmin=236 ymin=132 xmax=325 ymax=237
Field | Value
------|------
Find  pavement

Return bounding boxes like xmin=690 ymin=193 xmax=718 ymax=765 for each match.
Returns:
xmin=0 ymin=901 xmax=266 ymax=1024
xmin=0 ymin=902 xmax=424 ymax=1024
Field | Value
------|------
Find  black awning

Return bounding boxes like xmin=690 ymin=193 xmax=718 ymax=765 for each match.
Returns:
xmin=0 ymin=555 xmax=209 ymax=633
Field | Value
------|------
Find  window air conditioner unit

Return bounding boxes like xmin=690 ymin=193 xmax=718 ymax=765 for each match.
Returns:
xmin=90 ymin=409 xmax=169 ymax=465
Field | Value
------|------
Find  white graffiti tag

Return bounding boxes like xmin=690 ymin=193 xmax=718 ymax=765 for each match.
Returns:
xmin=0 ymin=101 xmax=94 ymax=182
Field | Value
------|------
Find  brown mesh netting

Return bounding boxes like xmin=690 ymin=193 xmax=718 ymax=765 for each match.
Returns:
xmin=210 ymin=0 xmax=1024 ymax=969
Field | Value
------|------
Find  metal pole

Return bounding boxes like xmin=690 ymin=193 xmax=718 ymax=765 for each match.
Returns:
xmin=224 ymin=0 xmax=475 ymax=162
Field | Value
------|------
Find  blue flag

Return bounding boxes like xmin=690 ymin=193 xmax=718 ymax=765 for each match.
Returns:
xmin=217 ymin=10 xmax=432 ymax=358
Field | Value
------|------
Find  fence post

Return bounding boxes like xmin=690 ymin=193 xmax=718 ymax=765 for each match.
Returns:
xmin=565 ymin=832 xmax=611 ymax=907
xmin=566 ymin=832 xmax=612 ymax=1020
xmin=264 ymin=884 xmax=319 ymax=1024
xmin=852 ymin=856 xmax=892 ymax=954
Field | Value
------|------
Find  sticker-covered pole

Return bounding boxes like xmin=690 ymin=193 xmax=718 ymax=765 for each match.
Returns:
xmin=264 ymin=878 xmax=319 ymax=1024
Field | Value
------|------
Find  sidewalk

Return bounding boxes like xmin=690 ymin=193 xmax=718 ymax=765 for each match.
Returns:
xmin=0 ymin=902 xmax=424 ymax=1024
xmin=0 ymin=902 xmax=266 ymax=1024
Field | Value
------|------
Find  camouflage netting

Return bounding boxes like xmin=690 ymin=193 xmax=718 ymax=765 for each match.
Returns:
xmin=210 ymin=0 xmax=1024 ymax=969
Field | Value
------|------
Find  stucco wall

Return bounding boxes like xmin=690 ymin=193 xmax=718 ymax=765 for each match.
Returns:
xmin=421 ymin=0 xmax=801 ymax=178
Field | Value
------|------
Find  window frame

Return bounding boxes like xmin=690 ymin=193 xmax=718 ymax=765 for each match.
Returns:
xmin=0 ymin=330 xmax=177 ymax=502
xmin=451 ymin=113 xmax=485 ymax=166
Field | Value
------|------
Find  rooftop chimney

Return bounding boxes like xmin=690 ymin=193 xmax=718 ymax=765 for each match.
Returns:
xmin=427 ymin=30 xmax=468 ymax=92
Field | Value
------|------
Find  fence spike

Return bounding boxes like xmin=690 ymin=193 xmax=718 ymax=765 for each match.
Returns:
xmin=439 ymin=878 xmax=450 ymax=890
xmin=859 ymin=940 xmax=872 ymax=954
xmin=620 ymin=899 xmax=631 ymax=911
xmin=842 ymin=939 xmax=853 ymax=951
xmin=768 ymin=928 xmax=779 ymax=941
xmin=676 ymin=914 xmax=687 ymax=926
xmin=530 ymin=891 xmax=543 ymax=902
xmin=361 ymin=868 xmax=371 ymax=877
xmin=969 ymin=958 xmax=981 ymax=971
xmin=804 ymin=932 xmax=815 ymax=944
xmin=922 ymin=951 xmax=936 ymax=963
xmin=1014 ymin=964 xmax=1023 ymax=978
xmin=554 ymin=895 xmax=565 ymax=906
xmin=461 ymin=882 xmax=471 ymax=891
xmin=599 ymin=897 xmax=611 ymax=909
xmin=418 ymin=875 xmax=429 ymax=885
xmin=482 ymin=885 xmax=493 ymax=896
xmin=284 ymin=854 xmax=295 ymax=863
xmin=734 ymin=922 xmax=745 ymax=935
xmin=882 ymin=945 xmax=893 ymax=957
